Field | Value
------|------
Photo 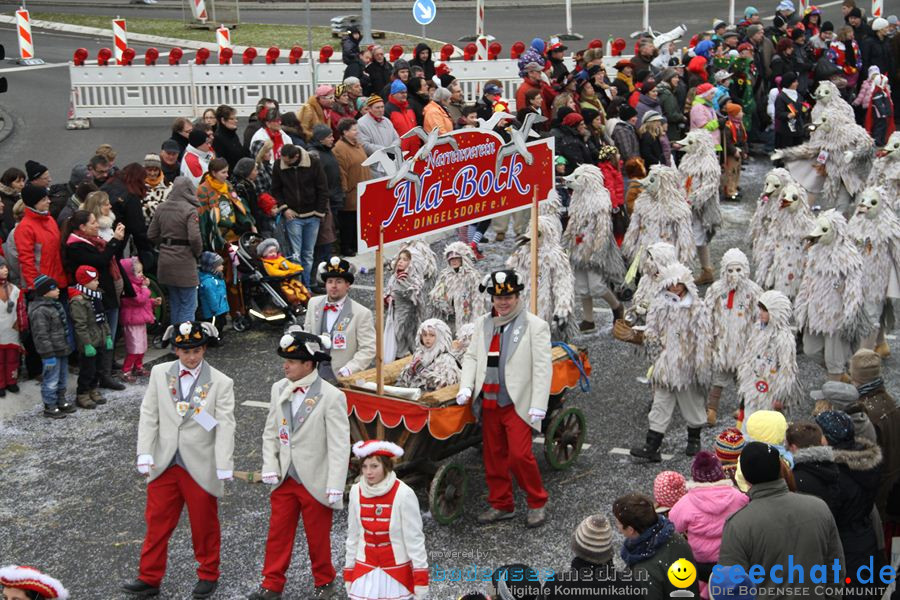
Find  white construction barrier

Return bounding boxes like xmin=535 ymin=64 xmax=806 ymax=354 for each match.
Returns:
xmin=67 ymin=55 xmax=624 ymax=125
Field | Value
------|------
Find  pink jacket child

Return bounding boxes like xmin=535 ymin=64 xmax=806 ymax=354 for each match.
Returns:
xmin=669 ymin=451 xmax=749 ymax=599
xmin=118 ymin=257 xmax=160 ymax=381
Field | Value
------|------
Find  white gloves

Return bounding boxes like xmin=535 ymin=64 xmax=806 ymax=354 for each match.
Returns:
xmin=217 ymin=469 xmax=233 ymax=481
xmin=770 ymin=150 xmax=784 ymax=161
xmin=261 ymin=472 xmax=280 ymax=485
xmin=136 ymin=454 xmax=154 ymax=475
xmin=326 ymin=488 xmax=343 ymax=504
xmin=528 ymin=408 xmax=546 ymax=424
xmin=414 ymin=585 xmax=429 ymax=599
xmin=456 ymin=388 xmax=471 ymax=406
xmin=337 ymin=366 xmax=352 ymax=378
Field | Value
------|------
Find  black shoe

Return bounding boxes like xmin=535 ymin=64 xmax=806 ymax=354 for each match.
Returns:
xmin=99 ymin=375 xmax=126 ymax=391
xmin=58 ymin=402 xmax=77 ymax=414
xmin=122 ymin=579 xmax=160 ymax=596
xmin=248 ymin=588 xmax=282 ymax=600
xmin=630 ymin=430 xmax=664 ymax=462
xmin=193 ymin=579 xmax=218 ymax=599
xmin=686 ymin=427 xmax=702 ymax=456
xmin=6 ymin=383 xmax=19 ymax=393
xmin=43 ymin=406 xmax=67 ymax=419
xmin=0 ymin=387 xmax=6 ymax=397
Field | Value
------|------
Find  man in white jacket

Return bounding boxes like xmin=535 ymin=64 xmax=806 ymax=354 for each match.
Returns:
xmin=122 ymin=321 xmax=235 ymax=600
xmin=249 ymin=329 xmax=350 ymax=600
xmin=457 ymin=269 xmax=553 ymax=528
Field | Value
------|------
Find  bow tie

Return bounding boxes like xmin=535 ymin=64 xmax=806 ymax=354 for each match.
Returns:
xmin=180 ymin=369 xmax=194 ymax=378
xmin=293 ymin=386 xmax=307 ymax=395
xmin=324 ymin=303 xmax=339 ymax=312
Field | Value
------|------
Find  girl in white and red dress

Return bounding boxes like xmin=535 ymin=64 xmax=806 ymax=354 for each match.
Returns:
xmin=0 ymin=564 xmax=69 ymax=599
xmin=344 ymin=440 xmax=428 ymax=600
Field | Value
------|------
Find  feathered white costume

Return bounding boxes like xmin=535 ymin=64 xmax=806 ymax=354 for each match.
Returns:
xmin=754 ymin=182 xmax=815 ymax=301
xmin=629 ymin=242 xmax=678 ymax=322
xmin=810 ymin=80 xmax=856 ymax=122
xmin=631 ymin=262 xmax=712 ymax=460
xmin=429 ymin=242 xmax=487 ymax=334
xmin=400 ymin=239 xmax=438 ymax=309
xmin=795 ymin=209 xmax=872 ymax=377
xmin=866 ymin=131 xmax=900 ymax=212
xmin=395 ymin=319 xmax=461 ymax=391
xmin=506 ymin=214 xmax=577 ymax=339
xmin=749 ymin=168 xmax=795 ymax=263
xmin=737 ymin=289 xmax=802 ymax=422
xmin=622 ymin=164 xmax=696 ymax=266
xmin=676 ymin=130 xmax=722 ymax=280
xmin=847 ymin=186 xmax=900 ymax=353
xmin=385 ymin=251 xmax=427 ymax=359
xmin=561 ymin=164 xmax=626 ymax=325
xmin=774 ymin=109 xmax=875 ymax=215
xmin=703 ymin=248 xmax=763 ymax=424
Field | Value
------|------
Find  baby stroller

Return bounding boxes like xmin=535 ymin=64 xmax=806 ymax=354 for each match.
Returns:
xmin=232 ymin=232 xmax=308 ymax=331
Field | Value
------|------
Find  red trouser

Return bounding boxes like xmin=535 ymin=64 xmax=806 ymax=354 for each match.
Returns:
xmin=138 ymin=465 xmax=220 ymax=587
xmin=482 ymin=404 xmax=549 ymax=511
xmin=261 ymin=478 xmax=336 ymax=591
xmin=0 ymin=345 xmax=19 ymax=388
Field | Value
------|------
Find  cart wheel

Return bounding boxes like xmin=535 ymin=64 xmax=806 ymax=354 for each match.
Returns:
xmin=544 ymin=406 xmax=586 ymax=470
xmin=232 ymin=315 xmax=251 ymax=332
xmin=428 ymin=462 xmax=468 ymax=525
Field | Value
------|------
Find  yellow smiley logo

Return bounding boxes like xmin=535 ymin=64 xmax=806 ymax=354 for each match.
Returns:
xmin=667 ymin=558 xmax=697 ymax=589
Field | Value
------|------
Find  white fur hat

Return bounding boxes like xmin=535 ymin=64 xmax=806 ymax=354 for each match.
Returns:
xmin=872 ymin=17 xmax=889 ymax=32
xmin=352 ymin=440 xmax=404 ymax=459
xmin=720 ymin=247 xmax=749 ymax=270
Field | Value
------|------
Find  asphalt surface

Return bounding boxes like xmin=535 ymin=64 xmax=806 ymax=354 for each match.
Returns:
xmin=2 ymin=156 xmax=900 ymax=599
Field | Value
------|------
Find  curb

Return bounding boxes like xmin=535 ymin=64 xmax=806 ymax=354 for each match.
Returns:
xmin=0 ymin=105 xmax=15 ymax=146
xmin=10 ymin=0 xmax=653 ymax=10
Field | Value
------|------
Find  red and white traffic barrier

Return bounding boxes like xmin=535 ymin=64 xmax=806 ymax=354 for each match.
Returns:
xmin=16 ymin=8 xmax=35 ymax=60
xmin=113 ymin=18 xmax=128 ymax=65
xmin=191 ymin=0 xmax=208 ymax=23
xmin=872 ymin=0 xmax=883 ymax=18
xmin=216 ymin=25 xmax=232 ymax=64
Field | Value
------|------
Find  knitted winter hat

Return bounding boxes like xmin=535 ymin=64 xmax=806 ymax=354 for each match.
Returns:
xmin=21 ymin=183 xmax=48 ymax=208
xmin=143 ymin=154 xmax=162 ymax=169
xmin=33 ymin=274 xmax=59 ymax=296
xmin=816 ymin=410 xmax=855 ymax=449
xmin=69 ymin=164 xmax=91 ymax=187
xmin=696 ymin=82 xmax=715 ymax=96
xmin=188 ymin=128 xmax=209 ymax=147
xmin=642 ymin=110 xmax=664 ymax=125
xmin=256 ymin=238 xmax=280 ymax=258
xmin=233 ymin=157 xmax=256 ymax=179
xmin=366 ymin=94 xmax=385 ymax=106
xmin=161 ymin=139 xmax=181 ymax=154
xmin=312 ymin=124 xmax=333 ymax=142
xmin=390 ymin=79 xmax=408 ymax=95
xmin=746 ymin=24 xmax=764 ymax=37
xmin=257 ymin=193 xmax=277 ymax=215
xmin=653 ymin=470 xmax=687 ymax=511
xmin=571 ymin=514 xmax=615 ymax=565
xmin=562 ymin=112 xmax=584 ymax=127
xmin=709 ymin=566 xmax=756 ymax=599
xmin=715 ymin=428 xmax=745 ymax=465
xmin=392 ymin=59 xmax=410 ymax=74
xmin=315 ymin=84 xmax=335 ymax=97
xmin=744 ymin=5 xmax=759 ymax=17
xmin=777 ymin=0 xmax=794 ymax=12
xmin=75 ymin=265 xmax=99 ymax=286
xmin=781 ymin=71 xmax=798 ymax=89
xmin=25 ymin=159 xmax=48 ymax=181
xmin=872 ymin=17 xmax=889 ymax=31
xmin=199 ymin=250 xmax=224 ymax=273
xmin=691 ymin=450 xmax=727 ymax=483
xmin=821 ymin=20 xmax=834 ymax=32
xmin=739 ymin=442 xmax=781 ymax=484
xmin=745 ymin=410 xmax=788 ymax=445
xmin=618 ymin=104 xmax=638 ymax=121
xmin=850 ymin=349 xmax=882 ymax=384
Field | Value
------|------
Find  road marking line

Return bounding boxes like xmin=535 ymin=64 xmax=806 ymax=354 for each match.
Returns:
xmin=534 ymin=435 xmax=592 ymax=449
xmin=0 ymin=62 xmax=66 ymax=73
xmin=242 ymin=400 xmax=270 ymax=408
xmin=610 ymin=447 xmax=675 ymax=461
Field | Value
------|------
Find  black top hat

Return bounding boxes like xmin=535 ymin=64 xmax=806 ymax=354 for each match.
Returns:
xmin=278 ymin=329 xmax=332 ymax=362
xmin=479 ymin=269 xmax=525 ymax=296
xmin=318 ymin=256 xmax=356 ymax=284
xmin=163 ymin=321 xmax=218 ymax=349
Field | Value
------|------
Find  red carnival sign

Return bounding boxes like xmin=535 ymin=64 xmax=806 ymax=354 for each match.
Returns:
xmin=356 ymin=126 xmax=555 ymax=251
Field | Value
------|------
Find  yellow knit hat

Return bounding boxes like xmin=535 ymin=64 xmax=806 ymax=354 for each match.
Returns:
xmin=745 ymin=410 xmax=788 ymax=445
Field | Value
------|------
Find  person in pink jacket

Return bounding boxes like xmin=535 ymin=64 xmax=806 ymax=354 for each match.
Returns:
xmin=689 ymin=83 xmax=722 ymax=151
xmin=669 ymin=450 xmax=749 ymax=599
xmin=118 ymin=257 xmax=160 ymax=382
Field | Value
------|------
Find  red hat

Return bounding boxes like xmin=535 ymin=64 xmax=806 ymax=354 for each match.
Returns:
xmin=435 ymin=62 xmax=451 ymax=76
xmin=257 ymin=192 xmax=277 ymax=214
xmin=737 ymin=42 xmax=753 ymax=53
xmin=75 ymin=265 xmax=99 ymax=286
xmin=562 ymin=112 xmax=584 ymax=127
xmin=352 ymin=440 xmax=404 ymax=459
xmin=0 ymin=565 xmax=69 ymax=599
xmin=696 ymin=82 xmax=715 ymax=95
xmin=653 ymin=471 xmax=687 ymax=511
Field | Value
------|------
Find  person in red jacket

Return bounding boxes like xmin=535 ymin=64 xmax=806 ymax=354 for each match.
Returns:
xmin=384 ymin=80 xmax=421 ymax=155
xmin=516 ymin=62 xmax=552 ymax=122
xmin=15 ymin=184 xmax=68 ymax=291
xmin=596 ymin=146 xmax=626 ymax=246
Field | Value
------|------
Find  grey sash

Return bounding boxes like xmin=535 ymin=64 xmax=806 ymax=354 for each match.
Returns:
xmin=166 ymin=361 xmax=212 ymax=426
xmin=280 ymin=376 xmax=324 ymax=435
xmin=318 ymin=299 xmax=353 ymax=383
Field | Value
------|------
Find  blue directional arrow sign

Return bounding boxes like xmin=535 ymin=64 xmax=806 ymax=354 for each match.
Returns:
xmin=413 ymin=0 xmax=436 ymax=25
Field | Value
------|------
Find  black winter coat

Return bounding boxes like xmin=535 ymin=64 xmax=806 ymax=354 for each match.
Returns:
xmin=409 ymin=43 xmax=435 ymax=80
xmin=365 ymin=60 xmax=393 ymax=97
xmin=231 ymin=174 xmax=261 ymax=225
xmin=64 ymin=236 xmax=135 ymax=310
xmin=555 ymin=125 xmax=594 ymax=174
xmin=212 ymin=126 xmax=249 ymax=172
xmin=862 ymin=36 xmax=895 ymax=83
xmin=101 ymin=178 xmax=154 ymax=263
xmin=640 ymin=132 xmax=666 ymax=166
xmin=307 ymin=140 xmax=345 ymax=212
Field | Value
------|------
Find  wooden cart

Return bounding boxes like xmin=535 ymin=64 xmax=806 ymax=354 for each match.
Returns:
xmin=337 ymin=344 xmax=590 ymax=524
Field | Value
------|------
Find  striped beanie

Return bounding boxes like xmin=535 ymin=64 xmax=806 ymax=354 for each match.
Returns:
xmin=366 ymin=94 xmax=385 ymax=106
xmin=715 ymin=427 xmax=745 ymax=465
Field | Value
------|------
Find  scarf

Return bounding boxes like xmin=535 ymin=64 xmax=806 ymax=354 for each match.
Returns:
xmin=67 ymin=233 xmax=121 ymax=281
xmin=616 ymin=71 xmax=635 ymax=93
xmin=857 ymin=378 xmax=885 ymax=398
xmin=0 ymin=182 xmax=19 ymax=198
xmin=360 ymin=470 xmax=398 ymax=498
xmin=620 ymin=515 xmax=675 ymax=567
xmin=482 ymin=301 xmax=525 ymax=407
xmin=145 ymin=172 xmax=164 ymax=188
xmin=264 ymin=125 xmax=285 ymax=159
xmin=204 ymin=174 xmax=230 ymax=197
xmin=73 ymin=284 xmax=106 ymax=324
